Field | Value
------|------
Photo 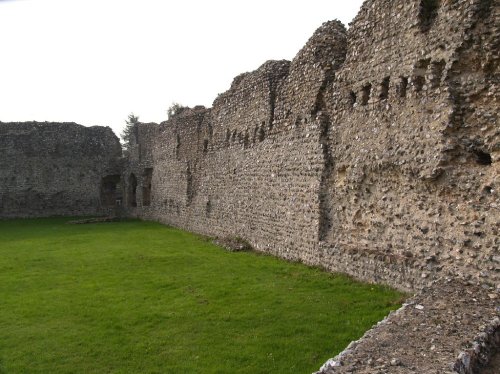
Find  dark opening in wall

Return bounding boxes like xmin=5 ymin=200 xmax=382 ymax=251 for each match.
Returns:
xmin=258 ymin=126 xmax=265 ymax=142
xmin=208 ymin=123 xmax=213 ymax=140
xmin=128 ymin=173 xmax=137 ymax=207
xmin=203 ymin=139 xmax=209 ymax=153
xmin=413 ymin=59 xmax=430 ymax=92
xmin=430 ymin=60 xmax=446 ymax=88
xmin=474 ymin=149 xmax=492 ymax=165
xmin=142 ymin=168 xmax=153 ymax=206
xmin=186 ymin=164 xmax=194 ymax=205
xmin=419 ymin=0 xmax=440 ymax=32
xmin=483 ymin=186 xmax=493 ymax=194
xmin=100 ymin=175 xmax=122 ymax=207
xmin=380 ymin=77 xmax=390 ymax=100
xmin=226 ymin=129 xmax=231 ymax=143
xmin=205 ymin=199 xmax=212 ymax=217
xmin=398 ymin=77 xmax=409 ymax=97
xmin=413 ymin=76 xmax=425 ymax=92
xmin=243 ymin=132 xmax=250 ymax=148
xmin=175 ymin=134 xmax=181 ymax=160
xmin=349 ymin=91 xmax=357 ymax=107
xmin=361 ymin=84 xmax=372 ymax=106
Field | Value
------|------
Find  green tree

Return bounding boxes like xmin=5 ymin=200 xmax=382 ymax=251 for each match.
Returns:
xmin=121 ymin=113 xmax=139 ymax=150
xmin=167 ymin=102 xmax=185 ymax=119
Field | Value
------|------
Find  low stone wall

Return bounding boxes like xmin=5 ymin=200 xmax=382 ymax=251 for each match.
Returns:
xmin=315 ymin=279 xmax=499 ymax=373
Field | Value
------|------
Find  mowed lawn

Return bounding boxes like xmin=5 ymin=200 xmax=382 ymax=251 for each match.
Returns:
xmin=0 ymin=218 xmax=404 ymax=374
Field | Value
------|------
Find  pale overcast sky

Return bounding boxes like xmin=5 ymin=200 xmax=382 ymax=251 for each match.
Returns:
xmin=0 ymin=0 xmax=364 ymax=137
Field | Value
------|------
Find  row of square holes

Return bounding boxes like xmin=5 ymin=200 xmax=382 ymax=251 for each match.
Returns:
xmin=349 ymin=59 xmax=446 ymax=107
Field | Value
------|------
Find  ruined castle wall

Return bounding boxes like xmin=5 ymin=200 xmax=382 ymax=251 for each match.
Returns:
xmin=128 ymin=0 xmax=498 ymax=290
xmin=123 ymin=122 xmax=158 ymax=208
xmin=443 ymin=0 xmax=499 ymax=283
xmin=0 ymin=122 xmax=122 ymax=218
xmin=138 ymin=58 xmax=328 ymax=261
xmin=2 ymin=2 xmax=496 ymax=372
xmin=317 ymin=0 xmax=499 ymax=288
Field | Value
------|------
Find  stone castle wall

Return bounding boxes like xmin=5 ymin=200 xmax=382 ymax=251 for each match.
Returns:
xmin=0 ymin=122 xmax=123 ymax=218
xmin=339 ymin=0 xmax=497 ymax=288
xmin=0 ymin=0 xmax=497 ymax=291
xmin=318 ymin=0 xmax=499 ymax=288
xmin=1 ymin=1 xmax=497 ymax=371
xmin=126 ymin=0 xmax=498 ymax=291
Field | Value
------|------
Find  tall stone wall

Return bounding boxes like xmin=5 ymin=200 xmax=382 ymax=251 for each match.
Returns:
xmin=121 ymin=24 xmax=346 ymax=276
xmin=134 ymin=58 xmax=328 ymax=261
xmin=1 ymin=0 xmax=496 ymax=292
xmin=319 ymin=0 xmax=499 ymax=289
xmin=123 ymin=122 xmax=158 ymax=209
xmin=127 ymin=0 xmax=498 ymax=291
xmin=1 ymin=2 xmax=497 ymax=370
xmin=0 ymin=122 xmax=123 ymax=218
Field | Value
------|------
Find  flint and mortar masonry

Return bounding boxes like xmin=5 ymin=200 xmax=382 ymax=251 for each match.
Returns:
xmin=1 ymin=0 xmax=498 ymax=372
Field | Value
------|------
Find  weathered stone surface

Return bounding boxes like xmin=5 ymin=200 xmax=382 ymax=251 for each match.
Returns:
xmin=127 ymin=0 xmax=498 ymax=292
xmin=0 ymin=121 xmax=122 ymax=217
xmin=118 ymin=1 xmax=498 ymax=371
xmin=313 ymin=279 xmax=499 ymax=374
xmin=1 ymin=0 xmax=498 ymax=372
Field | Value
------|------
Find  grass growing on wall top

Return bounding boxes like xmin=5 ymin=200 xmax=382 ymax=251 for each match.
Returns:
xmin=0 ymin=218 xmax=404 ymax=374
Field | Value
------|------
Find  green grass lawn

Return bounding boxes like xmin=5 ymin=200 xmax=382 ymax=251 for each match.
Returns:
xmin=0 ymin=218 xmax=404 ymax=374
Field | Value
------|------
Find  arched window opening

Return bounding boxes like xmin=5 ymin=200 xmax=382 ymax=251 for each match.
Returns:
xmin=100 ymin=175 xmax=122 ymax=207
